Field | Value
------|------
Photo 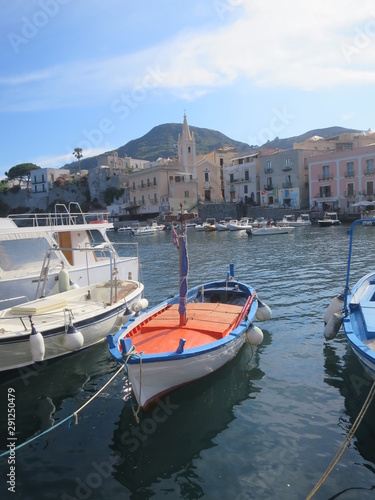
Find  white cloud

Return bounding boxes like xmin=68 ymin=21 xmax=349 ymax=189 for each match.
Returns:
xmin=1 ymin=0 xmax=375 ymax=113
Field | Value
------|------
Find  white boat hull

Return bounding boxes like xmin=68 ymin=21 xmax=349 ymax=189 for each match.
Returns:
xmin=128 ymin=335 xmax=246 ymax=409
xmin=251 ymin=226 xmax=294 ymax=236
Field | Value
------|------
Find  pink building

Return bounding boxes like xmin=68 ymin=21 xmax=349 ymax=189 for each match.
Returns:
xmin=309 ymin=145 xmax=375 ymax=213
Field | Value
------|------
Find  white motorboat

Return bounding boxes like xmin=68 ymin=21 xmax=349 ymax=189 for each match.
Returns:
xmin=250 ymin=226 xmax=294 ymax=236
xmin=0 ymin=203 xmax=140 ymax=309
xmin=227 ymin=219 xmax=253 ymax=231
xmin=0 ymin=274 xmax=146 ymax=372
xmin=318 ymin=212 xmax=341 ymax=227
xmin=278 ymin=214 xmax=311 ymax=227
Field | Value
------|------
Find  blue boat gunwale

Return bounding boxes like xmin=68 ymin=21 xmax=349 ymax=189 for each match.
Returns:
xmin=108 ymin=279 xmax=257 ymax=364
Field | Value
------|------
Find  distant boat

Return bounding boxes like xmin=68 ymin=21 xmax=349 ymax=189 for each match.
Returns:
xmin=318 ymin=212 xmax=341 ymax=227
xmin=249 ymin=226 xmax=294 ymax=236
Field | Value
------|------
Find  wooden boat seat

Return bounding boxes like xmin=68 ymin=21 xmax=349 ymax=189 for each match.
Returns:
xmin=133 ymin=302 xmax=243 ymax=354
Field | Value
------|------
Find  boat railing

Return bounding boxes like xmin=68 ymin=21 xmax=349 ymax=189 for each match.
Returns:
xmin=35 ymin=240 xmax=140 ymax=302
xmin=8 ymin=202 xmax=109 ymax=228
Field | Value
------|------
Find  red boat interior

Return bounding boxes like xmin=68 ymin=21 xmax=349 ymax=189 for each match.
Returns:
xmin=126 ymin=303 xmax=243 ymax=354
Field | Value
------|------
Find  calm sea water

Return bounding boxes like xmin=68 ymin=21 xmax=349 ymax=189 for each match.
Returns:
xmin=1 ymin=224 xmax=375 ymax=499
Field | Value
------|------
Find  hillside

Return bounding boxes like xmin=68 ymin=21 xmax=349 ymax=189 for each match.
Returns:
xmin=65 ymin=124 xmax=364 ymax=171
xmin=66 ymin=123 xmax=251 ymax=171
xmin=261 ymin=126 xmax=362 ymax=150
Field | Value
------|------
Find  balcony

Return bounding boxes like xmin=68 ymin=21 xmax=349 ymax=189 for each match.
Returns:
xmin=282 ymin=166 xmax=292 ymax=172
xmin=264 ymin=184 xmax=273 ymax=191
xmin=264 ymin=168 xmax=273 ymax=174
xmin=344 ymin=190 xmax=356 ymax=197
xmin=318 ymin=174 xmax=333 ymax=181
xmin=344 ymin=172 xmax=355 ymax=178
xmin=364 ymin=169 xmax=375 ymax=175
xmin=282 ymin=182 xmax=292 ymax=189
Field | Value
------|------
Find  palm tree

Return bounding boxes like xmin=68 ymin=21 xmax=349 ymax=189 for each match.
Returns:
xmin=73 ymin=147 xmax=83 ymax=174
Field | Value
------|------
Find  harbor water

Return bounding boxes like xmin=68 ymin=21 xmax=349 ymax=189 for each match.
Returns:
xmin=1 ymin=224 xmax=375 ymax=499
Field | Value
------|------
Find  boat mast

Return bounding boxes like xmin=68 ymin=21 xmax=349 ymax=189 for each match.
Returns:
xmin=166 ymin=204 xmax=195 ymax=326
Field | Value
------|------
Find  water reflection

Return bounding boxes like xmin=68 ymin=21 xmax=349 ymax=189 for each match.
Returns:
xmin=110 ymin=339 xmax=269 ymax=495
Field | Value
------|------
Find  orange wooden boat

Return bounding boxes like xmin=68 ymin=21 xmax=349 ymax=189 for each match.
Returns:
xmin=108 ymin=207 xmax=272 ymax=412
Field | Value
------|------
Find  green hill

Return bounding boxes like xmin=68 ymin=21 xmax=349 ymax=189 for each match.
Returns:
xmin=66 ymin=124 xmax=364 ymax=171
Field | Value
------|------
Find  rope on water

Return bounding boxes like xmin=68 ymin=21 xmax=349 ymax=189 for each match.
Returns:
xmin=306 ymin=379 xmax=375 ymax=500
xmin=0 ymin=364 xmax=125 ymax=459
xmin=123 ymin=345 xmax=143 ymax=424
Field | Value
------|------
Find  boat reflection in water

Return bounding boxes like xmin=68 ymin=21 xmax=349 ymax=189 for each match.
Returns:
xmin=110 ymin=333 xmax=271 ymax=494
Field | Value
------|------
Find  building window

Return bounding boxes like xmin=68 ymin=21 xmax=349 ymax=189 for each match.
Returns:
xmin=188 ymin=146 xmax=191 ymax=153
xmin=244 ymin=185 xmax=248 ymax=194
xmin=154 ymin=193 xmax=157 ymax=202
xmin=230 ymin=173 xmax=234 ymax=183
xmin=245 ymin=170 xmax=249 ymax=181
xmin=346 ymin=161 xmax=354 ymax=177
xmin=153 ymin=177 xmax=156 ymax=185
xmin=184 ymin=190 xmax=189 ymax=197
xmin=266 ymin=160 xmax=272 ymax=172
xmin=132 ymin=182 xmax=135 ymax=190
xmin=133 ymin=197 xmax=136 ymax=205
xmin=141 ymin=195 xmax=144 ymax=205
xmin=367 ymin=181 xmax=374 ymax=195
xmin=175 ymin=176 xmax=181 ymax=182
xmin=322 ymin=165 xmax=330 ymax=180
xmin=347 ymin=183 xmax=354 ymax=196
xmin=285 ymin=158 xmax=291 ymax=167
xmin=204 ymin=190 xmax=211 ymax=201
xmin=267 ymin=177 xmax=272 ymax=188
xmin=320 ymin=185 xmax=331 ymax=197
xmin=366 ymin=159 xmax=374 ymax=174
xmin=204 ymin=172 xmax=210 ymax=182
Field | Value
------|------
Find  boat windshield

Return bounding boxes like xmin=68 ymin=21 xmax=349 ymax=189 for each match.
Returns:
xmin=0 ymin=236 xmax=59 ymax=276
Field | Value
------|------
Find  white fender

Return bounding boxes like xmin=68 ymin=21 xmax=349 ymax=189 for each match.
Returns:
xmin=246 ymin=325 xmax=264 ymax=345
xmin=58 ymin=267 xmax=70 ymax=293
xmin=255 ymin=300 xmax=272 ymax=322
xmin=122 ymin=307 xmax=135 ymax=324
xmin=29 ymin=323 xmax=45 ymax=362
xmin=132 ymin=298 xmax=149 ymax=313
xmin=63 ymin=322 xmax=84 ymax=351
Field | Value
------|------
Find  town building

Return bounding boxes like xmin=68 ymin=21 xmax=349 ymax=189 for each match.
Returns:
xmin=31 ymin=167 xmax=71 ymax=194
xmin=309 ymin=144 xmax=375 ymax=213
xmin=224 ymin=152 xmax=260 ymax=204
xmin=258 ymin=149 xmax=321 ymax=209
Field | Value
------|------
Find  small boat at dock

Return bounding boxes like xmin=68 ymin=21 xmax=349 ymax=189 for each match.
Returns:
xmin=108 ymin=206 xmax=272 ymax=412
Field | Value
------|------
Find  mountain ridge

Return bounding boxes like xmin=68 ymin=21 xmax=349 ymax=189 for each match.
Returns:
xmin=65 ymin=124 xmax=363 ymax=171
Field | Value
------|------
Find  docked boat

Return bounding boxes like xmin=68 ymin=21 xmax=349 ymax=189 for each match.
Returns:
xmin=0 ymin=203 xmax=140 ymax=309
xmin=249 ymin=226 xmax=294 ymax=236
xmin=227 ymin=218 xmax=253 ymax=232
xmin=278 ymin=214 xmax=311 ymax=227
xmin=324 ymin=218 xmax=375 ymax=377
xmin=132 ymin=226 xmax=157 ymax=236
xmin=0 ymin=274 xmax=146 ymax=372
xmin=108 ymin=207 xmax=272 ymax=412
xmin=318 ymin=212 xmax=341 ymax=227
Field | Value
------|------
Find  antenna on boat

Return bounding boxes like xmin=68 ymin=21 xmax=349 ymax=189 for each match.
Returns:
xmin=165 ymin=204 xmax=195 ymax=326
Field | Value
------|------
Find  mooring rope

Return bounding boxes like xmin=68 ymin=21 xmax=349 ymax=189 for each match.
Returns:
xmin=123 ymin=345 xmax=143 ymax=424
xmin=306 ymin=379 xmax=375 ymax=500
xmin=0 ymin=364 xmax=125 ymax=458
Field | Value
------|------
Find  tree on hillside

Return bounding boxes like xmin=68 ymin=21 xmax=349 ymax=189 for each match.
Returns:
xmin=5 ymin=163 xmax=41 ymax=189
xmin=73 ymin=147 xmax=83 ymax=173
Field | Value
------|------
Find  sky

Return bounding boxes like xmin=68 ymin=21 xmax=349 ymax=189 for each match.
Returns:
xmin=1 ymin=0 xmax=375 ymax=178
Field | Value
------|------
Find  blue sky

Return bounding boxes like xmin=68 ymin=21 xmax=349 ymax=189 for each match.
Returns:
xmin=1 ymin=0 xmax=375 ymax=177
